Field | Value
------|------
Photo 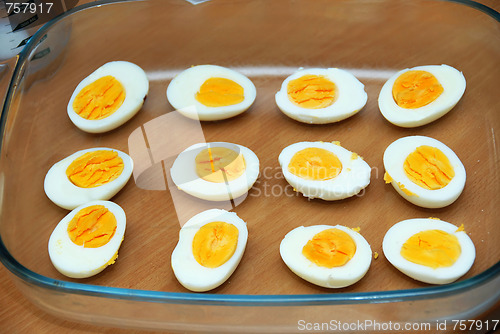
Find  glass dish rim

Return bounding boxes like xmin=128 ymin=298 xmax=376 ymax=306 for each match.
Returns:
xmin=0 ymin=0 xmax=499 ymax=307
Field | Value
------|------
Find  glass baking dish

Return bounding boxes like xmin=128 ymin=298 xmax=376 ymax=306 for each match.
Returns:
xmin=0 ymin=0 xmax=499 ymax=331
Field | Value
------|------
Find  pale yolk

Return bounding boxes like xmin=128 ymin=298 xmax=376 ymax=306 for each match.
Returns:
xmin=404 ymin=145 xmax=455 ymax=190
xmin=288 ymin=147 xmax=342 ymax=181
xmin=73 ymin=75 xmax=126 ymax=120
xmin=192 ymin=221 xmax=239 ymax=268
xmin=195 ymin=77 xmax=244 ymax=107
xmin=195 ymin=147 xmax=246 ymax=183
xmin=287 ymin=75 xmax=337 ymax=109
xmin=392 ymin=70 xmax=444 ymax=109
xmin=66 ymin=150 xmax=124 ymax=188
xmin=401 ymin=229 xmax=461 ymax=269
xmin=302 ymin=228 xmax=356 ymax=268
xmin=67 ymin=205 xmax=117 ymax=248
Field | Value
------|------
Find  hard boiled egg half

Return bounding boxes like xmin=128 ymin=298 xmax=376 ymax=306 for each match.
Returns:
xmin=171 ymin=209 xmax=248 ymax=292
xmin=67 ymin=61 xmax=149 ymax=133
xmin=378 ymin=64 xmax=466 ymax=127
xmin=383 ymin=136 xmax=466 ymax=208
xmin=275 ymin=68 xmax=367 ymax=124
xmin=48 ymin=200 xmax=126 ymax=278
xmin=170 ymin=142 xmax=259 ymax=201
xmin=278 ymin=141 xmax=371 ymax=201
xmin=383 ymin=218 xmax=475 ymax=284
xmin=166 ymin=65 xmax=256 ymax=121
xmin=44 ymin=148 xmax=134 ymax=210
xmin=280 ymin=225 xmax=372 ymax=288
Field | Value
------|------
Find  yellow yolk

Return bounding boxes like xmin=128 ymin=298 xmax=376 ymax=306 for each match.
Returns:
xmin=384 ymin=172 xmax=393 ymax=184
xmin=288 ymin=147 xmax=342 ymax=181
xmin=195 ymin=147 xmax=246 ymax=183
xmin=287 ymin=75 xmax=337 ymax=109
xmin=73 ymin=75 xmax=126 ymax=120
xmin=404 ymin=145 xmax=455 ymax=190
xmin=392 ymin=70 xmax=444 ymax=109
xmin=66 ymin=150 xmax=124 ymax=188
xmin=192 ymin=221 xmax=239 ymax=268
xmin=302 ymin=228 xmax=356 ymax=268
xmin=401 ymin=229 xmax=461 ymax=269
xmin=67 ymin=205 xmax=117 ymax=248
xmin=195 ymin=77 xmax=244 ymax=107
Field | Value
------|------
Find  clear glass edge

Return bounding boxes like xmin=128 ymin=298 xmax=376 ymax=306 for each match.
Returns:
xmin=0 ymin=0 xmax=499 ymax=307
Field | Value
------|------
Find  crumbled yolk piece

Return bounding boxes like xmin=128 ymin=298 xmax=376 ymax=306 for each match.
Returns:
xmin=195 ymin=147 xmax=246 ymax=183
xmin=287 ymin=75 xmax=337 ymax=109
xmin=456 ymin=224 xmax=465 ymax=232
xmin=374 ymin=252 xmax=379 ymax=259
xmin=288 ymin=147 xmax=342 ymax=181
xmin=67 ymin=205 xmax=117 ymax=248
xmin=398 ymin=182 xmax=417 ymax=196
xmin=73 ymin=75 xmax=125 ymax=120
xmin=302 ymin=228 xmax=356 ymax=268
xmin=404 ymin=145 xmax=455 ymax=190
xmin=192 ymin=221 xmax=239 ymax=268
xmin=401 ymin=229 xmax=461 ymax=269
xmin=66 ymin=150 xmax=124 ymax=188
xmin=392 ymin=70 xmax=444 ymax=109
xmin=195 ymin=77 xmax=244 ymax=107
xmin=384 ymin=172 xmax=393 ymax=184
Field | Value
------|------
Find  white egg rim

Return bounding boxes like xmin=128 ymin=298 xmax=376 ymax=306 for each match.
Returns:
xmin=170 ymin=142 xmax=260 ymax=201
xmin=280 ymin=225 xmax=372 ymax=288
xmin=48 ymin=200 xmax=126 ymax=279
xmin=44 ymin=147 xmax=134 ymax=210
xmin=378 ymin=64 xmax=466 ymax=128
xmin=278 ymin=141 xmax=371 ymax=200
xmin=170 ymin=209 xmax=248 ymax=292
xmin=382 ymin=218 xmax=475 ymax=284
xmin=67 ymin=61 xmax=149 ymax=133
xmin=166 ymin=65 xmax=257 ymax=121
xmin=383 ymin=136 xmax=466 ymax=208
xmin=275 ymin=68 xmax=368 ymax=124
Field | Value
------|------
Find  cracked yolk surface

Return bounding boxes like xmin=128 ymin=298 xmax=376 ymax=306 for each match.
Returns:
xmin=195 ymin=77 xmax=244 ymax=107
xmin=404 ymin=145 xmax=454 ymax=190
xmin=392 ymin=70 xmax=444 ymax=109
xmin=73 ymin=75 xmax=125 ymax=120
xmin=195 ymin=147 xmax=246 ymax=183
xmin=67 ymin=205 xmax=117 ymax=248
xmin=66 ymin=150 xmax=124 ymax=188
xmin=287 ymin=75 xmax=337 ymax=109
xmin=288 ymin=147 xmax=342 ymax=181
xmin=302 ymin=228 xmax=356 ymax=268
xmin=192 ymin=221 xmax=239 ymax=268
xmin=401 ymin=229 xmax=461 ymax=269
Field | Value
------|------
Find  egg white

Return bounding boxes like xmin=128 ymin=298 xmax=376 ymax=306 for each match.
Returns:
xmin=171 ymin=209 xmax=248 ymax=292
xmin=67 ymin=61 xmax=149 ymax=133
xmin=383 ymin=136 xmax=466 ymax=208
xmin=378 ymin=64 xmax=466 ymax=128
xmin=48 ymin=200 xmax=126 ymax=279
xmin=44 ymin=147 xmax=134 ymax=210
xmin=280 ymin=225 xmax=372 ymax=288
xmin=278 ymin=141 xmax=371 ymax=201
xmin=170 ymin=142 xmax=260 ymax=201
xmin=275 ymin=68 xmax=367 ymax=124
xmin=166 ymin=65 xmax=257 ymax=121
xmin=382 ymin=218 xmax=475 ymax=285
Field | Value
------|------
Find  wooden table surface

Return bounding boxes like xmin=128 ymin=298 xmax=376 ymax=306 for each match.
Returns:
xmin=1 ymin=0 xmax=499 ymax=333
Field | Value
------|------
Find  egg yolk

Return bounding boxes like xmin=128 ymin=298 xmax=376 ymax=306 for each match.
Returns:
xmin=195 ymin=147 xmax=246 ymax=183
xmin=401 ymin=229 xmax=461 ymax=269
xmin=288 ymin=147 xmax=342 ymax=181
xmin=195 ymin=77 xmax=244 ymax=107
xmin=66 ymin=150 xmax=124 ymax=188
xmin=404 ymin=145 xmax=455 ymax=190
xmin=287 ymin=75 xmax=337 ymax=109
xmin=67 ymin=205 xmax=117 ymax=248
xmin=392 ymin=70 xmax=444 ymax=109
xmin=192 ymin=221 xmax=239 ymax=268
xmin=302 ymin=228 xmax=356 ymax=268
xmin=73 ymin=75 xmax=125 ymax=120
